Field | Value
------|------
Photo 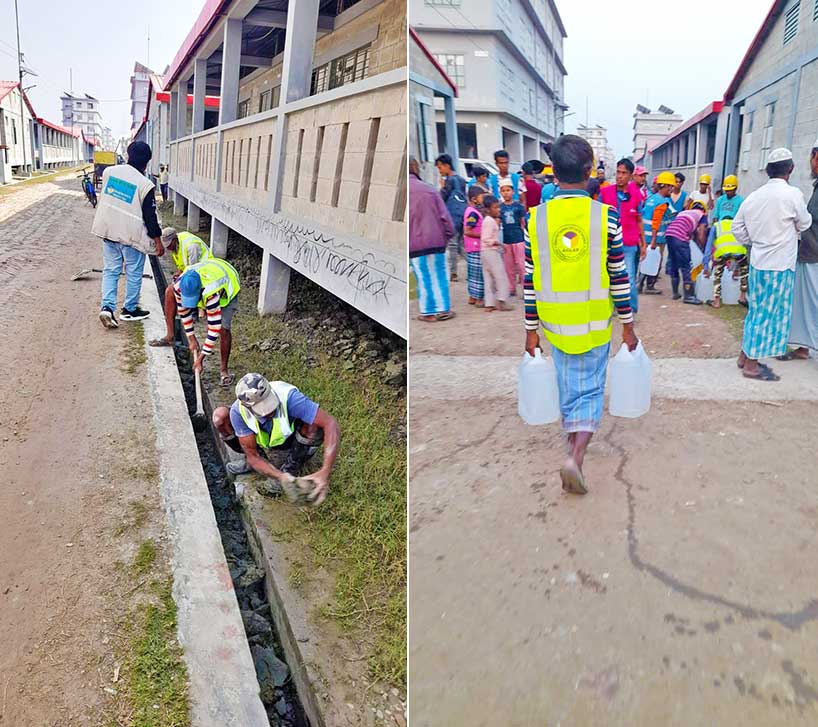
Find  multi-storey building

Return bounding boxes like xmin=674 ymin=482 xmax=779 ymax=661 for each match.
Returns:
xmin=163 ymin=0 xmax=407 ymax=340
xmin=130 ymin=61 xmax=153 ymax=133
xmin=61 ymin=92 xmax=104 ymax=144
xmin=632 ymin=106 xmax=683 ymax=161
xmin=576 ymin=123 xmax=615 ymax=172
xmin=411 ymin=0 xmax=567 ymax=166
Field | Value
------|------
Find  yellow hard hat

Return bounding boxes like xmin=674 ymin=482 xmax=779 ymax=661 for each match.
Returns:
xmin=589 ymin=168 xmax=597 ymax=178
xmin=543 ymin=165 xmax=554 ymax=176
xmin=722 ymin=175 xmax=738 ymax=191
xmin=699 ymin=174 xmax=711 ymax=185
xmin=656 ymin=171 xmax=677 ymax=186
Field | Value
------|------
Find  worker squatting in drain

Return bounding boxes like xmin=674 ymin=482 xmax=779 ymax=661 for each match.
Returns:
xmin=212 ymin=373 xmax=340 ymax=506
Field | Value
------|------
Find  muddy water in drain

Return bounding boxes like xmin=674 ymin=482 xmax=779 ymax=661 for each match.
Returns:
xmin=151 ymin=258 xmax=308 ymax=727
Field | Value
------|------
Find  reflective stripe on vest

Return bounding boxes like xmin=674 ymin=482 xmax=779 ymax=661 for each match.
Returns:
xmin=237 ymin=382 xmax=296 ymax=449
xmin=713 ymin=220 xmax=746 ymax=259
xmin=529 ymin=197 xmax=613 ymax=355
xmin=173 ymin=231 xmax=210 ymax=272
xmin=187 ymin=258 xmax=241 ymax=306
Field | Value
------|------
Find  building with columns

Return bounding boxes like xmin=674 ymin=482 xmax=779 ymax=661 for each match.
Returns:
xmin=163 ymin=0 xmax=407 ymax=339
xmin=60 ymin=92 xmax=105 ymax=145
xmin=576 ymin=123 xmax=615 ymax=173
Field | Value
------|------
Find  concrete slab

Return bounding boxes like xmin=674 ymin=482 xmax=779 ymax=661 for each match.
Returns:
xmin=410 ymin=354 xmax=818 ymax=403
xmin=140 ymin=256 xmax=269 ymax=727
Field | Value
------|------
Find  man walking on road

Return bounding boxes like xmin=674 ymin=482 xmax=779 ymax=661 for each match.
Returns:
xmin=213 ymin=373 xmax=340 ymax=506
xmin=149 ymin=227 xmax=211 ymax=348
xmin=733 ymin=148 xmax=812 ymax=381
xmin=175 ymin=257 xmax=241 ymax=385
xmin=410 ymin=157 xmax=456 ymax=322
xmin=779 ymin=136 xmax=818 ymax=361
xmin=92 ymin=141 xmax=165 ymax=328
xmin=524 ymin=134 xmax=638 ymax=495
xmin=159 ymin=165 xmax=169 ymax=203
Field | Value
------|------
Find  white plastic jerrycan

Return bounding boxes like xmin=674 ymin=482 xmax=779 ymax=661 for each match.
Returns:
xmin=695 ymin=272 xmax=714 ymax=303
xmin=639 ymin=246 xmax=661 ymax=277
xmin=608 ymin=342 xmax=652 ymax=418
xmin=721 ymin=265 xmax=741 ymax=304
xmin=518 ymin=348 xmax=561 ymax=425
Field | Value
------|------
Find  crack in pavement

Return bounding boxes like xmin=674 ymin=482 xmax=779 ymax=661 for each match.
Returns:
xmin=603 ymin=424 xmax=818 ymax=631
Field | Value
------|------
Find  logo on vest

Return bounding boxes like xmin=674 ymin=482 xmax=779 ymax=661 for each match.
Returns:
xmin=551 ymin=225 xmax=589 ymax=263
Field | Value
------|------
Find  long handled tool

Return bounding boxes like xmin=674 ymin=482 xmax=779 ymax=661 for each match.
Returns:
xmin=191 ymin=368 xmax=208 ymax=432
xmin=71 ymin=268 xmax=153 ymax=281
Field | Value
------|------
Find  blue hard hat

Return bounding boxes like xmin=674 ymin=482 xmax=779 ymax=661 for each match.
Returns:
xmin=179 ymin=270 xmax=203 ymax=308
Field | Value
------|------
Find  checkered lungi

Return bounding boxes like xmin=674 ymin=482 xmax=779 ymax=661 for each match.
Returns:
xmin=466 ymin=251 xmax=484 ymax=299
xmin=741 ymin=266 xmax=795 ymax=359
xmin=551 ymin=341 xmax=611 ymax=433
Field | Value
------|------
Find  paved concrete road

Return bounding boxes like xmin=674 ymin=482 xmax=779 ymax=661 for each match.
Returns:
xmin=0 ymin=177 xmax=169 ymax=725
xmin=408 ymin=285 xmax=818 ymax=726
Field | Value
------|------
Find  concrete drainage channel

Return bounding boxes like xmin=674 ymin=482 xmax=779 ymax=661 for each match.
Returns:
xmin=147 ymin=256 xmax=309 ymax=727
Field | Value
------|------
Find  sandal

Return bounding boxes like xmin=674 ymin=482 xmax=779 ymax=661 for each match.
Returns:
xmin=706 ymin=301 xmax=721 ymax=308
xmin=435 ymin=311 xmax=456 ymax=321
xmin=148 ymin=337 xmax=172 ymax=347
xmin=220 ymin=372 xmax=235 ymax=387
xmin=560 ymin=462 xmax=587 ymax=495
xmin=776 ymin=350 xmax=809 ymax=361
xmin=416 ymin=315 xmax=437 ymax=322
xmin=742 ymin=367 xmax=780 ymax=382
xmin=738 ymin=300 xmax=749 ymax=308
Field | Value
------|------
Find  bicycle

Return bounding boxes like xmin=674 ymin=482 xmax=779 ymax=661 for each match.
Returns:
xmin=78 ymin=169 xmax=97 ymax=208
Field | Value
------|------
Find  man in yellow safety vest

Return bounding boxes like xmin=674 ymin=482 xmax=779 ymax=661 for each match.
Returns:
xmin=175 ymin=257 xmax=241 ymax=386
xmin=703 ymin=216 xmax=748 ymax=308
xmin=524 ymin=134 xmax=639 ymax=495
xmin=149 ymin=227 xmax=212 ymax=348
xmin=212 ymin=373 xmax=340 ymax=506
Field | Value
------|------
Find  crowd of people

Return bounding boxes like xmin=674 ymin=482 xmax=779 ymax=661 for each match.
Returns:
xmin=409 ymin=133 xmax=817 ymax=491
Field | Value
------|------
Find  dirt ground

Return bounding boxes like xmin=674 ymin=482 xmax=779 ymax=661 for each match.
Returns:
xmin=0 ymin=177 xmax=176 ymax=726
xmin=408 ymin=270 xmax=818 ymax=725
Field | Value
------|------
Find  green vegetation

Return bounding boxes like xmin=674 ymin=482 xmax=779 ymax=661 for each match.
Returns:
xmin=132 ymin=540 xmax=158 ymax=576
xmin=122 ymin=322 xmax=147 ymax=375
xmin=119 ymin=579 xmax=191 ymax=727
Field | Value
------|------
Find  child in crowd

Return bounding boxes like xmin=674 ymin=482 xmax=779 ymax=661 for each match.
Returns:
xmin=499 ymin=179 xmax=527 ymax=296
xmin=471 ymin=166 xmax=490 ymax=193
xmin=463 ymin=186 xmax=486 ymax=306
xmin=479 ymin=195 xmax=511 ymax=312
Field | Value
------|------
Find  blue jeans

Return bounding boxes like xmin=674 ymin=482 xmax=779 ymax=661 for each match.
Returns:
xmin=101 ymin=240 xmax=146 ymax=312
xmin=622 ymin=245 xmax=640 ymax=313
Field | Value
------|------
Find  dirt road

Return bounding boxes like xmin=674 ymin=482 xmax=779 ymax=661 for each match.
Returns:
xmin=0 ymin=177 xmax=172 ymax=725
xmin=408 ymin=276 xmax=818 ymax=726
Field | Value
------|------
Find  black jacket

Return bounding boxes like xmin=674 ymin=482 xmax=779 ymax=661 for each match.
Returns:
xmin=799 ymin=179 xmax=818 ymax=264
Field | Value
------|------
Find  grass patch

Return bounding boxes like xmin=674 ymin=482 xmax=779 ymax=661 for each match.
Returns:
xmin=0 ymin=164 xmax=91 ymax=196
xmin=115 ymin=500 xmax=151 ymax=536
xmin=122 ymin=323 xmax=147 ymax=375
xmin=288 ymin=561 xmax=305 ymax=591
xmin=119 ymin=579 xmax=190 ymax=727
xmin=132 ymin=540 xmax=158 ymax=576
xmin=704 ymin=301 xmax=747 ymax=341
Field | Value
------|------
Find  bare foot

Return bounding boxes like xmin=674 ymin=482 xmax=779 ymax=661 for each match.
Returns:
xmin=560 ymin=457 xmax=587 ymax=495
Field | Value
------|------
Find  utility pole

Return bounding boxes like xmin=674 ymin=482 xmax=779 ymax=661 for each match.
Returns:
xmin=14 ymin=0 xmax=28 ymax=176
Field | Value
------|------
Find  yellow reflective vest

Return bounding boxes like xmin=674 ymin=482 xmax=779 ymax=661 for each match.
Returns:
xmin=172 ymin=231 xmax=211 ymax=272
xmin=712 ymin=219 xmax=746 ymax=259
xmin=186 ymin=258 xmax=241 ymax=308
xmin=237 ymin=382 xmax=296 ymax=449
xmin=528 ymin=196 xmax=613 ymax=355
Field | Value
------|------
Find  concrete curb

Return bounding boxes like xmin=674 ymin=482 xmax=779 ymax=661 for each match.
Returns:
xmin=409 ymin=353 xmax=818 ymax=402
xmin=140 ymin=256 xmax=269 ymax=727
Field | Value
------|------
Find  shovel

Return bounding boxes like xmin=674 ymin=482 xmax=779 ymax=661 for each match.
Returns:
xmin=191 ymin=367 xmax=208 ymax=432
xmin=71 ymin=268 xmax=153 ymax=281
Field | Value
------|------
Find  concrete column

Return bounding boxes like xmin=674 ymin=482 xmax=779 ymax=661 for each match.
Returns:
xmin=211 ymin=217 xmax=228 ymax=258
xmin=192 ymin=58 xmax=207 ymax=134
xmin=443 ymin=95 xmax=460 ymax=168
xmin=188 ymin=202 xmax=201 ymax=232
xmin=169 ymin=90 xmax=179 ymax=141
xmin=219 ymin=19 xmax=243 ymax=125
xmin=721 ymin=106 xmax=742 ymax=182
xmin=176 ymin=81 xmax=188 ymax=139
xmin=267 ymin=0 xmax=320 ymax=211
xmin=174 ymin=191 xmax=186 ymax=217
xmin=258 ymin=251 xmax=291 ymax=315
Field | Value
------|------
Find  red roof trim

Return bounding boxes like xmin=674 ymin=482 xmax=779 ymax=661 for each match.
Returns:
xmin=409 ymin=26 xmax=458 ymax=97
xmin=155 ymin=91 xmax=220 ymax=108
xmin=36 ymin=117 xmax=81 ymax=138
xmin=724 ymin=0 xmax=783 ymax=102
xmin=647 ymin=101 xmax=723 ymax=153
xmin=164 ymin=0 xmax=231 ymax=88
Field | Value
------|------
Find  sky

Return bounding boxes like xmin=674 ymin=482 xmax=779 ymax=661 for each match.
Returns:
xmin=558 ymin=0 xmax=774 ymax=158
xmin=0 ymin=0 xmax=204 ymax=140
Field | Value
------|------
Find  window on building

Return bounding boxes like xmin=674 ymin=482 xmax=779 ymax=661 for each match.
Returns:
xmin=237 ymin=100 xmax=250 ymax=119
xmin=759 ymin=102 xmax=776 ymax=168
xmin=258 ymin=89 xmax=273 ymax=113
xmin=416 ymin=98 xmax=435 ymax=163
xmin=11 ymin=119 xmax=17 ymax=145
xmin=311 ymin=45 xmax=371 ymax=95
xmin=704 ymin=122 xmax=717 ymax=164
xmin=433 ymin=54 xmax=465 ymax=89
xmin=271 ymin=86 xmax=280 ymax=109
xmin=784 ymin=1 xmax=800 ymax=44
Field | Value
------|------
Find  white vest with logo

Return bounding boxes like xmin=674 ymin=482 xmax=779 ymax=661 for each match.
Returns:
xmin=91 ymin=164 xmax=157 ymax=253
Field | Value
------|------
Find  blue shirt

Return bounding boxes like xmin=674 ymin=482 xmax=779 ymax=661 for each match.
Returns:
xmin=229 ymin=387 xmax=319 ymax=439
xmin=642 ymin=192 xmax=675 ymax=245
xmin=500 ymin=201 xmax=526 ymax=243
xmin=487 ymin=172 xmax=521 ymax=201
xmin=714 ymin=193 xmax=744 ymax=221
xmin=669 ymin=190 xmax=688 ymax=214
xmin=540 ymin=182 xmax=557 ymax=203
